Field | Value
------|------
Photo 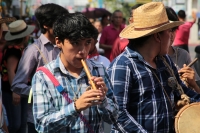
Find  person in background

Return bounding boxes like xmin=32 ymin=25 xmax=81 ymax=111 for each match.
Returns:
xmin=0 ymin=15 xmax=14 ymax=133
xmin=166 ymin=7 xmax=200 ymax=93
xmin=101 ymin=14 xmax=110 ymax=29
xmin=100 ymin=10 xmax=124 ymax=60
xmin=32 ymin=13 xmax=118 ymax=133
xmin=87 ymin=25 xmax=110 ymax=69
xmin=1 ymin=20 xmax=35 ymax=133
xmin=110 ymin=4 xmax=142 ymax=62
xmin=108 ymin=2 xmax=200 ymax=132
xmin=93 ymin=20 xmax=104 ymax=55
xmin=173 ymin=9 xmax=196 ymax=52
xmin=10 ymin=4 xmax=69 ymax=133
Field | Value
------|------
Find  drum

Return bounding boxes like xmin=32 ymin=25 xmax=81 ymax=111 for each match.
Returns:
xmin=175 ymin=102 xmax=200 ymax=133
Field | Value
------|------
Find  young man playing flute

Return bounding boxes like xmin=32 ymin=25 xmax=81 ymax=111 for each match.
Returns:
xmin=31 ymin=13 xmax=118 ymax=133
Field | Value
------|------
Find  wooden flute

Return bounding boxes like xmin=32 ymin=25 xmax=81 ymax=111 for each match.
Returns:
xmin=81 ymin=59 xmax=97 ymax=90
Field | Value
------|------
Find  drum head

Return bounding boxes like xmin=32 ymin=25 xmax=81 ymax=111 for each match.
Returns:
xmin=175 ymin=102 xmax=200 ymax=133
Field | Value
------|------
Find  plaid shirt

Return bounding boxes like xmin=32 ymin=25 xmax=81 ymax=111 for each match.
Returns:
xmin=108 ymin=47 xmax=200 ymax=133
xmin=32 ymin=55 xmax=118 ymax=133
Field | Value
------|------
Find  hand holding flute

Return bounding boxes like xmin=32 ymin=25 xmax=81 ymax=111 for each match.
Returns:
xmin=74 ymin=59 xmax=108 ymax=112
xmin=178 ymin=58 xmax=200 ymax=93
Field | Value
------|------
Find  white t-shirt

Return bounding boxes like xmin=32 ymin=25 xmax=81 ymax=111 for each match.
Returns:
xmin=89 ymin=55 xmax=110 ymax=69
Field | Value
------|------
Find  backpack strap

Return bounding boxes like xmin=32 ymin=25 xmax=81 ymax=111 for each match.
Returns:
xmin=33 ymin=44 xmax=48 ymax=65
xmin=35 ymin=66 xmax=94 ymax=133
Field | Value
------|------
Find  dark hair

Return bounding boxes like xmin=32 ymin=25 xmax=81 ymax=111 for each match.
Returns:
xmin=178 ymin=10 xmax=186 ymax=19
xmin=112 ymin=10 xmax=122 ymax=17
xmin=166 ymin=7 xmax=179 ymax=31
xmin=127 ymin=35 xmax=151 ymax=50
xmin=7 ymin=37 xmax=25 ymax=45
xmin=53 ymin=13 xmax=98 ymax=43
xmin=35 ymin=3 xmax=69 ymax=34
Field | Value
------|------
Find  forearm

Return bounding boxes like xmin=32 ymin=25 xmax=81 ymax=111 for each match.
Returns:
xmin=99 ymin=44 xmax=112 ymax=50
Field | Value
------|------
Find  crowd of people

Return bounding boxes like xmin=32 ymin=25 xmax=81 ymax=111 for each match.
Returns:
xmin=0 ymin=1 xmax=200 ymax=133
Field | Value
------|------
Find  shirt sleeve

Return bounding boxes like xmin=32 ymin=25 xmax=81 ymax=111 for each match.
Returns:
xmin=97 ymin=68 xmax=119 ymax=124
xmin=32 ymin=71 xmax=79 ymax=133
xmin=107 ymin=59 xmax=147 ymax=133
xmin=11 ymin=44 xmax=38 ymax=96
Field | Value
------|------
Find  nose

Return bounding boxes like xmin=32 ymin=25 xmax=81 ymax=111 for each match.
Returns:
xmin=78 ymin=45 xmax=87 ymax=55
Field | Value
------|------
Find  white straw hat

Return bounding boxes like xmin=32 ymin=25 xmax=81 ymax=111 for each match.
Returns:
xmin=5 ymin=20 xmax=35 ymax=41
xmin=120 ymin=2 xmax=184 ymax=39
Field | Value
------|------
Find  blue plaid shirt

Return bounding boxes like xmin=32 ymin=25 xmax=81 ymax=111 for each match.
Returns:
xmin=32 ymin=55 xmax=118 ymax=133
xmin=108 ymin=47 xmax=200 ymax=133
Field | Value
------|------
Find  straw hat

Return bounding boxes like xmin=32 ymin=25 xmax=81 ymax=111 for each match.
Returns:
xmin=120 ymin=2 xmax=184 ymax=39
xmin=5 ymin=20 xmax=35 ymax=41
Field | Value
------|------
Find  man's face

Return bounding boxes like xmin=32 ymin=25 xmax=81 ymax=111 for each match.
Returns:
xmin=112 ymin=12 xmax=123 ymax=26
xmin=129 ymin=10 xmax=134 ymax=24
xmin=57 ymin=38 xmax=92 ymax=68
xmin=158 ymin=29 xmax=171 ymax=55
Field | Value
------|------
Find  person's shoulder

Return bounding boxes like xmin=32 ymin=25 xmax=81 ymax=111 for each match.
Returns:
xmin=177 ymin=47 xmax=190 ymax=56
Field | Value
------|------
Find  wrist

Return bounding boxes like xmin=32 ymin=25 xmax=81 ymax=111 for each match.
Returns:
xmin=74 ymin=101 xmax=81 ymax=113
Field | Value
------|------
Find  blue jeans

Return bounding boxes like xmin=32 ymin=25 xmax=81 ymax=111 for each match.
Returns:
xmin=2 ymin=91 xmax=28 ymax=133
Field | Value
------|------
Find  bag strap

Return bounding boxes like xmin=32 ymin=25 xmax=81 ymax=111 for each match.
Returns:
xmin=33 ymin=44 xmax=48 ymax=65
xmin=36 ymin=67 xmax=94 ymax=133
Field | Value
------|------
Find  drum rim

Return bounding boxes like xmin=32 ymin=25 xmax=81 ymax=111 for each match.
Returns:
xmin=174 ymin=102 xmax=200 ymax=133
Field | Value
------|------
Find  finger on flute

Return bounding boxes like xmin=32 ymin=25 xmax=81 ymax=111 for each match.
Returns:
xmin=81 ymin=59 xmax=97 ymax=90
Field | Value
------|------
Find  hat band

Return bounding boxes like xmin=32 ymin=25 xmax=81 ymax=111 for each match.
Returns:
xmin=10 ymin=26 xmax=28 ymax=35
xmin=134 ymin=21 xmax=169 ymax=31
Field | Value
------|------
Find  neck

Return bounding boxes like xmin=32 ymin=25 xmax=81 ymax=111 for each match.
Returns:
xmin=136 ymin=40 xmax=159 ymax=69
xmin=168 ymin=46 xmax=174 ymax=56
xmin=43 ymin=32 xmax=55 ymax=44
xmin=60 ymin=54 xmax=82 ymax=78
xmin=113 ymin=24 xmax=120 ymax=30
xmin=179 ymin=18 xmax=185 ymax=22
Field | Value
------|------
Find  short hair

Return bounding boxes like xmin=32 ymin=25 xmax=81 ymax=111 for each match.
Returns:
xmin=112 ymin=10 xmax=123 ymax=17
xmin=166 ymin=7 xmax=179 ymax=31
xmin=178 ymin=10 xmax=186 ymax=19
xmin=53 ymin=13 xmax=98 ymax=43
xmin=35 ymin=3 xmax=69 ymax=34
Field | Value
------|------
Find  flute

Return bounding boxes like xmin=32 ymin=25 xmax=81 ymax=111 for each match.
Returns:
xmin=179 ymin=58 xmax=198 ymax=76
xmin=81 ymin=59 xmax=97 ymax=90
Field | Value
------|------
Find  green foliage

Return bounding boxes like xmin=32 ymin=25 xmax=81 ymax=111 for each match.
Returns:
xmin=104 ymin=0 xmax=137 ymax=24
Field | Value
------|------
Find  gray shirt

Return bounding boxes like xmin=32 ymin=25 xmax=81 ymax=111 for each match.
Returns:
xmin=169 ymin=46 xmax=200 ymax=81
xmin=11 ymin=34 xmax=60 ymax=123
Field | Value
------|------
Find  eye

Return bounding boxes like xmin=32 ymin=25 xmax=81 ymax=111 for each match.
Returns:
xmin=86 ymin=40 xmax=92 ymax=45
xmin=71 ymin=41 xmax=79 ymax=46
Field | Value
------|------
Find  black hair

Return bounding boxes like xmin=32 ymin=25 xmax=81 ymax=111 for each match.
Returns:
xmin=166 ymin=7 xmax=179 ymax=31
xmin=178 ymin=10 xmax=186 ymax=19
xmin=53 ymin=13 xmax=98 ymax=43
xmin=35 ymin=3 xmax=69 ymax=34
xmin=112 ymin=10 xmax=122 ymax=17
xmin=127 ymin=35 xmax=151 ymax=50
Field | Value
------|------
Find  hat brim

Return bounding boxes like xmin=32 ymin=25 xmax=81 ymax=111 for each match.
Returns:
xmin=0 ymin=17 xmax=16 ymax=24
xmin=5 ymin=25 xmax=35 ymax=41
xmin=120 ymin=21 xmax=184 ymax=39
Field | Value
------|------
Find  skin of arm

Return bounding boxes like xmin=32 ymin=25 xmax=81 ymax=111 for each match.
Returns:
xmin=99 ymin=43 xmax=112 ymax=50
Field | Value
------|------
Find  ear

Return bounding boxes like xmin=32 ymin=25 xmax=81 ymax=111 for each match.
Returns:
xmin=153 ymin=33 xmax=161 ymax=43
xmin=94 ymin=39 xmax=98 ymax=45
xmin=55 ymin=37 xmax=63 ymax=49
xmin=43 ymin=25 xmax=49 ymax=30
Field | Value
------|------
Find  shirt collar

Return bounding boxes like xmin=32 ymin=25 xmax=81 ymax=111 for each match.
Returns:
xmin=110 ymin=24 xmax=125 ymax=30
xmin=39 ymin=34 xmax=52 ymax=45
xmin=124 ymin=47 xmax=163 ymax=69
